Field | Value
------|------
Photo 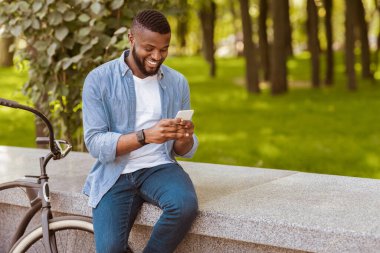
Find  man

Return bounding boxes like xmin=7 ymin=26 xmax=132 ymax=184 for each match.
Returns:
xmin=82 ymin=10 xmax=199 ymax=253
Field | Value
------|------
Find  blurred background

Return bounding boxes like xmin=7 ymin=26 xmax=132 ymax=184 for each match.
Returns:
xmin=0 ymin=0 xmax=379 ymax=178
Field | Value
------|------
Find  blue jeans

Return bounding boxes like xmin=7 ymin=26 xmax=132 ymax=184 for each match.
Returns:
xmin=92 ymin=163 xmax=198 ymax=253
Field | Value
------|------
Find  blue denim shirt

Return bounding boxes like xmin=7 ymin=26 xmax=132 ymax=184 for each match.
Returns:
xmin=82 ymin=50 xmax=199 ymax=208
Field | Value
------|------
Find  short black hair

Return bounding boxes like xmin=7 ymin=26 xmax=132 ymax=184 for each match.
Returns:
xmin=131 ymin=9 xmax=171 ymax=34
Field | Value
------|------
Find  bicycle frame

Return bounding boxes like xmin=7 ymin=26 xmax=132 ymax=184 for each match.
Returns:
xmin=0 ymin=98 xmax=72 ymax=253
xmin=0 ymin=153 xmax=59 ymax=253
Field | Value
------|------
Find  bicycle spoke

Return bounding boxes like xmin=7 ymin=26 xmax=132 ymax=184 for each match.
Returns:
xmin=21 ymin=228 xmax=95 ymax=252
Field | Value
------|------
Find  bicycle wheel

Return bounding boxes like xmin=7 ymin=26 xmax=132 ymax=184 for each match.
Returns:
xmin=10 ymin=216 xmax=95 ymax=253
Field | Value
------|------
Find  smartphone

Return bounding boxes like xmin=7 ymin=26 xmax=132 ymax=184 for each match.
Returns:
xmin=175 ymin=110 xmax=194 ymax=121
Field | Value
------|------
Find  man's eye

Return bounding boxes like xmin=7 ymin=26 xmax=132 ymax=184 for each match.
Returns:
xmin=145 ymin=48 xmax=153 ymax=52
xmin=160 ymin=48 xmax=168 ymax=53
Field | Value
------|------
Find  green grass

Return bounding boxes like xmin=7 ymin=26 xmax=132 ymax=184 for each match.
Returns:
xmin=165 ymin=54 xmax=380 ymax=179
xmin=1 ymin=54 xmax=380 ymax=179
xmin=0 ymin=67 xmax=34 ymax=147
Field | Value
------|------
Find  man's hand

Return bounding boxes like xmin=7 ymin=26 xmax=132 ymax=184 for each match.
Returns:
xmin=173 ymin=119 xmax=195 ymax=156
xmin=144 ymin=118 xmax=194 ymax=144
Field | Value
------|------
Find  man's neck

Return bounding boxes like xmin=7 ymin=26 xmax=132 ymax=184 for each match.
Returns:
xmin=125 ymin=54 xmax=146 ymax=79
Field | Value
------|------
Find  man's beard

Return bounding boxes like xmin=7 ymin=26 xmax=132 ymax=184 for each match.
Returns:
xmin=132 ymin=47 xmax=162 ymax=77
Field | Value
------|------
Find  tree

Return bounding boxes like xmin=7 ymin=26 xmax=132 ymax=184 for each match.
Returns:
xmin=0 ymin=0 xmax=169 ymax=149
xmin=307 ymin=0 xmax=320 ymax=88
xmin=0 ymin=33 xmax=13 ymax=67
xmin=199 ymin=0 xmax=217 ymax=77
xmin=323 ymin=0 xmax=334 ymax=85
xmin=239 ymin=0 xmax=260 ymax=93
xmin=258 ymin=0 xmax=270 ymax=81
xmin=271 ymin=0 xmax=288 ymax=94
xmin=375 ymin=0 xmax=380 ymax=70
xmin=345 ymin=0 xmax=357 ymax=90
xmin=353 ymin=0 xmax=373 ymax=79
xmin=229 ymin=0 xmax=240 ymax=56
xmin=284 ymin=0 xmax=293 ymax=56
xmin=175 ymin=0 xmax=189 ymax=52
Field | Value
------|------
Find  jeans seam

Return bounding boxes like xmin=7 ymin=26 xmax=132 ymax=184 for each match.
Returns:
xmin=139 ymin=189 xmax=160 ymax=208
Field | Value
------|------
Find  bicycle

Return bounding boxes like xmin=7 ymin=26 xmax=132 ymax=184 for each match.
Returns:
xmin=0 ymin=98 xmax=95 ymax=253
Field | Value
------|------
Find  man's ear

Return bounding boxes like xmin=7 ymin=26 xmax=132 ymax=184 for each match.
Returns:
xmin=128 ymin=32 xmax=134 ymax=45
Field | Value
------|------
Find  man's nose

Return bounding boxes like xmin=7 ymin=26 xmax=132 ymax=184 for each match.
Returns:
xmin=151 ymin=50 xmax=162 ymax=61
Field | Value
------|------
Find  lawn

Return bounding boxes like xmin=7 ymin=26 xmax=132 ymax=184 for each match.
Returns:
xmin=1 ymin=54 xmax=380 ymax=179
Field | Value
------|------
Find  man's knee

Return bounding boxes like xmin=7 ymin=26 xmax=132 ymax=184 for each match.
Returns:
xmin=165 ymin=193 xmax=198 ymax=221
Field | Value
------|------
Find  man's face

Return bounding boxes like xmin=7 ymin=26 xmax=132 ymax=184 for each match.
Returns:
xmin=129 ymin=28 xmax=171 ymax=77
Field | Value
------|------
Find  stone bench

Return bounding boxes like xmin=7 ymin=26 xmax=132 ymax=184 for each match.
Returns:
xmin=1 ymin=146 xmax=380 ymax=252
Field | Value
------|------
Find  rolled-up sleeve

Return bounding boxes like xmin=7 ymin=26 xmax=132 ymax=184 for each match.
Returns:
xmin=82 ymin=71 xmax=122 ymax=164
xmin=174 ymin=75 xmax=199 ymax=158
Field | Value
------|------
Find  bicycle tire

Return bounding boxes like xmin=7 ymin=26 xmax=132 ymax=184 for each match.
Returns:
xmin=9 ymin=216 xmax=95 ymax=253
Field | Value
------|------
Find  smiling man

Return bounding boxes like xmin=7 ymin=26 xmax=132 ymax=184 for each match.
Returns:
xmin=82 ymin=10 xmax=199 ymax=253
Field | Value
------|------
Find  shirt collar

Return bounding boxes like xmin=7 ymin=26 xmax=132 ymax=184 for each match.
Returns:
xmin=118 ymin=50 xmax=164 ymax=80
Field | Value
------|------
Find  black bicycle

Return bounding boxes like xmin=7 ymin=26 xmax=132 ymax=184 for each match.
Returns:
xmin=0 ymin=98 xmax=95 ymax=253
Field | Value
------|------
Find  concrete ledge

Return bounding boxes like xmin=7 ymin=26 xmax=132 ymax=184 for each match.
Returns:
xmin=1 ymin=146 xmax=380 ymax=252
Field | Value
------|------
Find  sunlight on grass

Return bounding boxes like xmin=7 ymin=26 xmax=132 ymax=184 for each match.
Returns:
xmin=1 ymin=54 xmax=380 ymax=179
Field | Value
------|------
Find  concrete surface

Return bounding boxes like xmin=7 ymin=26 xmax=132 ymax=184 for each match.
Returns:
xmin=1 ymin=146 xmax=380 ymax=252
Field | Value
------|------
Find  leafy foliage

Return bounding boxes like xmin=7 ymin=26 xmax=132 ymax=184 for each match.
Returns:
xmin=0 ymin=0 xmax=168 ymax=149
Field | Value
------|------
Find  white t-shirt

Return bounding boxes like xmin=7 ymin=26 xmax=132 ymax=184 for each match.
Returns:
xmin=122 ymin=74 xmax=172 ymax=174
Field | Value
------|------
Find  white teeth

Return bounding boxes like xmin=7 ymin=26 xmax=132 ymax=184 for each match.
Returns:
xmin=147 ymin=60 xmax=158 ymax=65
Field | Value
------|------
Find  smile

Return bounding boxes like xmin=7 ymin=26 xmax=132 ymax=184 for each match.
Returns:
xmin=146 ymin=59 xmax=159 ymax=67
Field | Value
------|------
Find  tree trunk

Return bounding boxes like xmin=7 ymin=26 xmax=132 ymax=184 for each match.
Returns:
xmin=271 ymin=0 xmax=288 ymax=94
xmin=345 ymin=0 xmax=357 ymax=90
xmin=323 ymin=0 xmax=334 ymax=85
xmin=229 ymin=0 xmax=240 ymax=56
xmin=307 ymin=0 xmax=320 ymax=88
xmin=239 ymin=0 xmax=260 ymax=93
xmin=0 ymin=36 xmax=14 ymax=67
xmin=284 ymin=0 xmax=293 ymax=56
xmin=176 ymin=0 xmax=189 ymax=51
xmin=353 ymin=0 xmax=373 ymax=79
xmin=259 ymin=0 xmax=270 ymax=81
xmin=376 ymin=0 xmax=380 ymax=70
xmin=199 ymin=0 xmax=217 ymax=77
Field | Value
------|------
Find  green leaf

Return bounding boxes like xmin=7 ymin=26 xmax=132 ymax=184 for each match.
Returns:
xmin=114 ymin=27 xmax=127 ymax=35
xmin=34 ymin=41 xmax=48 ymax=51
xmin=80 ymin=44 xmax=92 ymax=54
xmin=9 ymin=19 xmax=17 ymax=26
xmin=71 ymin=54 xmax=82 ymax=63
xmin=47 ymin=42 xmax=58 ymax=57
xmin=56 ymin=2 xmax=68 ymax=13
xmin=36 ymin=5 xmax=48 ymax=19
xmin=62 ymin=58 xmax=73 ymax=70
xmin=55 ymin=26 xmax=69 ymax=41
xmin=89 ymin=18 xmax=96 ymax=26
xmin=8 ymin=3 xmax=19 ymax=13
xmin=90 ymin=2 xmax=102 ymax=15
xmin=90 ymin=37 xmax=99 ymax=45
xmin=10 ymin=25 xmax=22 ymax=37
xmin=48 ymin=12 xmax=63 ymax=26
xmin=18 ymin=1 xmax=30 ymax=12
xmin=32 ymin=1 xmax=43 ymax=13
xmin=77 ymin=36 xmax=90 ymax=45
xmin=0 ymin=16 xmax=8 ymax=26
xmin=63 ymin=11 xmax=76 ymax=22
xmin=22 ymin=19 xmax=32 ymax=30
xmin=110 ymin=0 xmax=124 ymax=10
xmin=107 ymin=36 xmax=117 ymax=47
xmin=80 ymin=1 xmax=91 ymax=10
xmin=78 ymin=27 xmax=91 ymax=37
xmin=78 ymin=14 xmax=91 ymax=23
xmin=32 ymin=18 xmax=41 ymax=29
xmin=94 ymin=21 xmax=106 ymax=32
